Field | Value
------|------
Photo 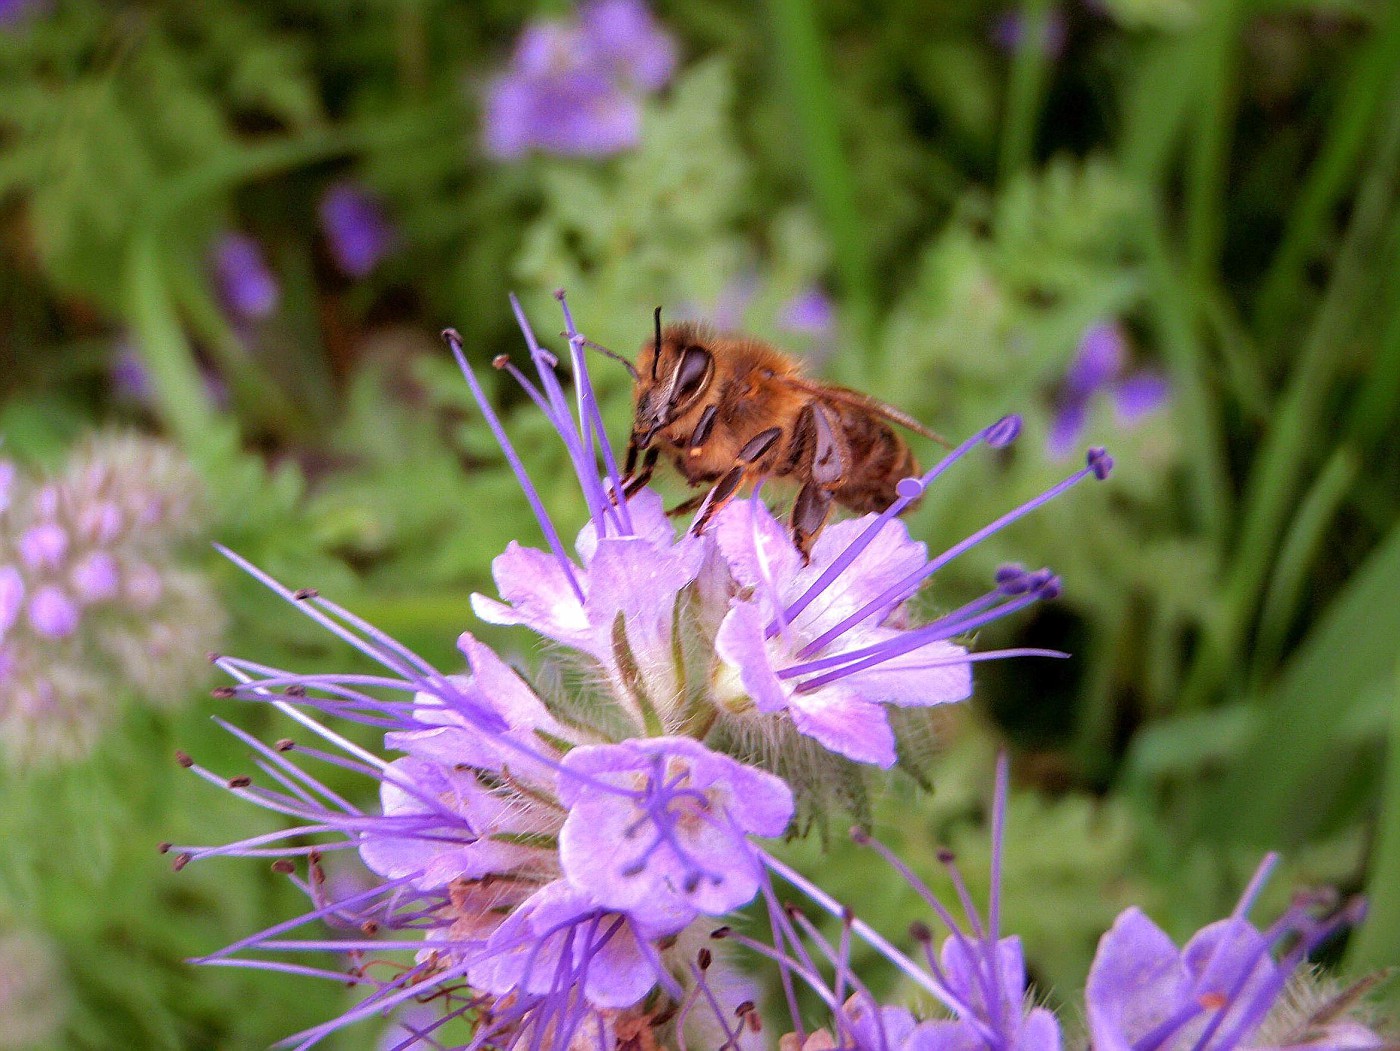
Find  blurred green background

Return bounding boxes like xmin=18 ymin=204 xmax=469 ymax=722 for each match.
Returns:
xmin=1 ymin=0 xmax=1398 ymax=1046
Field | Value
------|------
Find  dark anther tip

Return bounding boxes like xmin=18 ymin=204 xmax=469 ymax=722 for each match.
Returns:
xmin=492 ymin=354 xmax=511 ymax=369
xmin=227 ymin=775 xmax=252 ymax=789
xmin=172 ymin=852 xmax=191 ymax=872
xmin=361 ymin=920 xmax=380 ymax=935
xmin=284 ymin=684 xmax=307 ymax=698
xmin=157 ymin=841 xmax=172 ymax=854
xmin=206 ymin=652 xmax=222 ymax=664
xmin=1087 ymin=447 xmax=1113 ymax=480
xmin=275 ymin=738 xmax=295 ymax=752
xmin=909 ymin=920 xmax=933 ymax=942
xmin=710 ymin=926 xmax=731 ymax=939
xmin=736 ymin=1001 xmax=756 ymax=1018
xmin=271 ymin=859 xmax=295 ymax=875
xmin=175 ymin=750 xmax=193 ymax=768
xmin=936 ymin=847 xmax=956 ymax=865
xmin=211 ymin=686 xmax=236 ymax=699
xmin=849 ymin=826 xmax=871 ymax=845
xmin=552 ymin=288 xmax=567 ymax=301
xmin=697 ymin=948 xmax=712 ymax=970
xmin=441 ymin=328 xmax=463 ymax=345
xmin=986 ymin=414 xmax=1022 ymax=449
xmin=293 ymin=587 xmax=318 ymax=601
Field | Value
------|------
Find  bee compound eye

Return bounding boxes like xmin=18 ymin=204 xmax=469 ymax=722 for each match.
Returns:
xmin=671 ymin=347 xmax=714 ymax=406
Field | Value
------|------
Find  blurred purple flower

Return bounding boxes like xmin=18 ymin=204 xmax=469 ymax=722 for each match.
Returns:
xmin=318 ymin=182 xmax=398 ymax=278
xmin=1048 ymin=322 xmax=1170 ymax=459
xmin=992 ymin=7 xmax=1067 ymax=58
xmin=0 ymin=0 xmax=49 ymax=30
xmin=212 ymin=233 xmax=279 ymax=321
xmin=778 ymin=286 xmax=836 ymax=338
xmin=484 ymin=0 xmax=676 ymax=159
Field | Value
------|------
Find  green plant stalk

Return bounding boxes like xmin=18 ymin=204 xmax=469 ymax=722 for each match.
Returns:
xmin=1142 ymin=212 xmax=1230 ymax=540
xmin=1345 ymin=662 xmax=1400 ymax=977
xmin=764 ymin=0 xmax=876 ymax=353
xmin=998 ymin=0 xmax=1053 ymax=181
xmin=1184 ymin=0 xmax=1239 ymax=287
xmin=1254 ymin=5 xmax=1400 ymax=341
xmin=1179 ymin=80 xmax=1400 ymax=710
xmin=124 ymin=232 xmax=220 ymax=459
xmin=1344 ymin=217 xmax=1400 ymax=450
xmin=1248 ymin=447 xmax=1358 ymax=689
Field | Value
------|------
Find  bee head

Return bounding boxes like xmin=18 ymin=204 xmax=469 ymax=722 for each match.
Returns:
xmin=633 ymin=314 xmax=715 ymax=447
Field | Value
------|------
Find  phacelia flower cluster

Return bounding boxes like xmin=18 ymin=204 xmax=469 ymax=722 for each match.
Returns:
xmin=175 ymin=293 xmax=1382 ymax=1050
xmin=483 ymin=0 xmax=677 ymax=159
xmin=0 ymin=434 xmax=223 ymax=765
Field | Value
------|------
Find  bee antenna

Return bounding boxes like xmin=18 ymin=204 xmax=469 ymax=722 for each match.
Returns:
xmin=573 ymin=335 xmax=640 ymax=381
xmin=652 ymin=306 xmax=663 ymax=381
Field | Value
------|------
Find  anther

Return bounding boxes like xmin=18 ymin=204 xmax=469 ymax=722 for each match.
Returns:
xmin=172 ymin=852 xmax=191 ymax=872
xmin=227 ymin=775 xmax=252 ymax=789
xmin=206 ymin=652 xmax=222 ymax=663
xmin=275 ymin=738 xmax=295 ymax=752
xmin=361 ymin=920 xmax=380 ymax=935
xmin=211 ymin=686 xmax=236 ymax=699
xmin=697 ymin=948 xmax=712 ymax=970
xmin=157 ymin=841 xmax=172 ymax=854
xmin=271 ymin=859 xmax=295 ymax=874
xmin=293 ymin=587 xmax=318 ymax=601
xmin=284 ymin=684 xmax=307 ymax=697
xmin=710 ymin=926 xmax=731 ymax=939
xmin=492 ymin=354 xmax=511 ymax=370
xmin=936 ymin=848 xmax=956 ymax=865
xmin=1087 ymin=447 xmax=1113 ymax=479
xmin=175 ymin=750 xmax=193 ymax=768
xmin=736 ymin=1000 xmax=756 ymax=1019
xmin=986 ymin=414 xmax=1022 ymax=448
xmin=995 ymin=564 xmax=1029 ymax=593
xmin=849 ymin=826 xmax=871 ymax=846
xmin=909 ymin=920 xmax=933 ymax=943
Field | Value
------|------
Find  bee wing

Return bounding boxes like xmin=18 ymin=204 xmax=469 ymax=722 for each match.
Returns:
xmin=776 ymin=375 xmax=952 ymax=447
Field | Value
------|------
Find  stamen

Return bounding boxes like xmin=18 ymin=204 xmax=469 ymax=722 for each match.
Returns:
xmin=509 ymin=294 xmax=621 ymax=537
xmin=557 ymin=289 xmax=634 ymax=536
xmin=443 ymin=329 xmax=586 ymax=605
xmin=774 ymin=415 xmax=1022 ymax=636
xmin=798 ymin=449 xmax=1109 ymax=659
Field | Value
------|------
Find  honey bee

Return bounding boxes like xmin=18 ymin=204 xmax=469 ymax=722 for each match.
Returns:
xmin=608 ymin=308 xmax=944 ymax=559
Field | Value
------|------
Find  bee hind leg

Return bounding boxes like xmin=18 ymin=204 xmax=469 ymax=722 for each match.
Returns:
xmin=789 ymin=403 xmax=847 ymax=562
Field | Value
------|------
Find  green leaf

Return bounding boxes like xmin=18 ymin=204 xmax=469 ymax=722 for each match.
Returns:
xmin=1201 ymin=518 xmax=1400 ymax=845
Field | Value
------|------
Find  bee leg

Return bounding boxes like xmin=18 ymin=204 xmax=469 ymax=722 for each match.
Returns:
xmin=615 ymin=445 xmax=659 ymax=503
xmin=789 ymin=404 xmax=847 ymax=562
xmin=689 ymin=426 xmax=783 ymax=535
xmin=792 ymin=482 xmax=835 ymax=562
xmin=665 ymin=493 xmax=707 ymax=518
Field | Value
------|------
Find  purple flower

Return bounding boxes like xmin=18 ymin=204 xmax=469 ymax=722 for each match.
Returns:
xmin=483 ymin=1 xmax=676 ymax=159
xmin=212 ymin=233 xmax=279 ymax=321
xmin=735 ymin=755 xmax=1063 ymax=1051
xmin=710 ymin=434 xmax=1106 ymax=768
xmin=779 ymin=286 xmax=836 ymax=338
xmin=991 ymin=8 xmax=1067 ymax=58
xmin=318 ymin=182 xmax=397 ymax=278
xmin=1086 ymin=857 xmax=1378 ymax=1051
xmin=1048 ymin=322 xmax=1170 ymax=459
xmin=557 ymin=736 xmax=793 ymax=925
